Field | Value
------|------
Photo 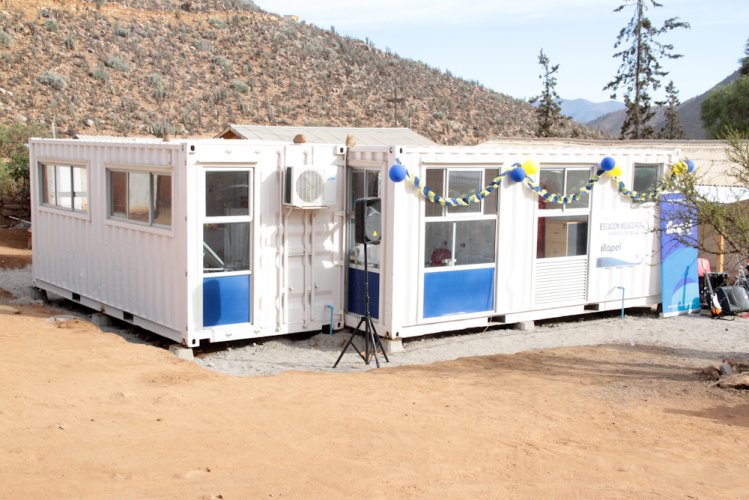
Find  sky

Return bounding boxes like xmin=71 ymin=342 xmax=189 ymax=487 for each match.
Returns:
xmin=251 ymin=0 xmax=748 ymax=103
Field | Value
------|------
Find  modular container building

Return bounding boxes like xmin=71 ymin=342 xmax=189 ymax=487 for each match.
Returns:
xmin=30 ymin=138 xmax=347 ymax=347
xmin=29 ymin=137 xmax=682 ymax=346
xmin=343 ymin=144 xmax=680 ymax=339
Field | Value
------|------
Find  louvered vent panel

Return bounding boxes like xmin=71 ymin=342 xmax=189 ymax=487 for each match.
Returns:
xmin=534 ymin=258 xmax=588 ymax=305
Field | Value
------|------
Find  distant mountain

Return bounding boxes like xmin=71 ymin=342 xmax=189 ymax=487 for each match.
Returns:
xmin=560 ymin=99 xmax=625 ymax=123
xmin=585 ymin=71 xmax=741 ymax=139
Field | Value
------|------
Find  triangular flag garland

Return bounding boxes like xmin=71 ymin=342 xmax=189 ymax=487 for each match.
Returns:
xmin=387 ymin=157 xmax=695 ymax=206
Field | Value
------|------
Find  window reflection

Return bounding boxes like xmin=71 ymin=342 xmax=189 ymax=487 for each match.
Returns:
xmin=203 ymin=222 xmax=251 ymax=273
xmin=206 ymin=171 xmax=250 ymax=217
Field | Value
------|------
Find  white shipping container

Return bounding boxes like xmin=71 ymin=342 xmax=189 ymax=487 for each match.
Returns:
xmin=30 ymin=138 xmax=346 ymax=347
xmin=343 ymin=144 xmax=678 ymax=340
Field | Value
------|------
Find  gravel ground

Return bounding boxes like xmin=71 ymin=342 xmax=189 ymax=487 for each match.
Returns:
xmin=3 ymin=266 xmax=748 ymax=377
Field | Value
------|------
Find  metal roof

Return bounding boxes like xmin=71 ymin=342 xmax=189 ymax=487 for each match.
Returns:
xmin=216 ymin=125 xmax=435 ymax=146
xmin=695 ymin=185 xmax=749 ymax=204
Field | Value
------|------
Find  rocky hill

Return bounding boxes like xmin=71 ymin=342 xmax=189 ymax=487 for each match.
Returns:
xmin=0 ymin=0 xmax=599 ymax=144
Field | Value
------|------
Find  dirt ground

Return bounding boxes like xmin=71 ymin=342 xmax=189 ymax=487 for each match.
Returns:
xmin=1 ymin=227 xmax=748 ymax=498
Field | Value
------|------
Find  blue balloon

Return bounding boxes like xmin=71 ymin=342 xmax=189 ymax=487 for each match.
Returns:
xmin=601 ymin=156 xmax=616 ymax=171
xmin=686 ymin=159 xmax=695 ymax=172
xmin=389 ymin=164 xmax=407 ymax=182
xmin=509 ymin=167 xmax=526 ymax=182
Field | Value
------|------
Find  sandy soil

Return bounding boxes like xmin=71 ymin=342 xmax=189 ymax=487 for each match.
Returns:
xmin=1 ymin=228 xmax=748 ymax=498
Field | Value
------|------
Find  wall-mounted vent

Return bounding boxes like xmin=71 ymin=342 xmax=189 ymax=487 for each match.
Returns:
xmin=284 ymin=166 xmax=336 ymax=208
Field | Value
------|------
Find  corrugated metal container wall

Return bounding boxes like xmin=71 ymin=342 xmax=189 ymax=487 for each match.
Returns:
xmin=30 ymin=140 xmax=187 ymax=341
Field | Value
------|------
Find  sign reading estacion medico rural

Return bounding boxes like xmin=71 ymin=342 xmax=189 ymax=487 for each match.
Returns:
xmin=594 ymin=214 xmax=653 ymax=269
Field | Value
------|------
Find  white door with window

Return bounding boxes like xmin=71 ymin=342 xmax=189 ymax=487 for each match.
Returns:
xmin=201 ymin=169 xmax=253 ymax=327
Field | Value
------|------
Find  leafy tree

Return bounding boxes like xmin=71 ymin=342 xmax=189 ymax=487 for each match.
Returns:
xmin=664 ymin=128 xmax=749 ymax=260
xmin=604 ymin=0 xmax=689 ymax=139
xmin=657 ymin=80 xmax=685 ymax=139
xmin=529 ymin=49 xmax=563 ymax=138
xmin=700 ymin=71 xmax=749 ymax=139
xmin=0 ymin=123 xmax=49 ymax=199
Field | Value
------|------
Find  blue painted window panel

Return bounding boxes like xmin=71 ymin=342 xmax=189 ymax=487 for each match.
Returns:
xmin=347 ymin=268 xmax=379 ymax=319
xmin=203 ymin=275 xmax=251 ymax=327
xmin=424 ymin=268 xmax=494 ymax=318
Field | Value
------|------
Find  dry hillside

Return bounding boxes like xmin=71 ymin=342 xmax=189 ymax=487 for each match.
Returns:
xmin=0 ymin=0 xmax=599 ymax=144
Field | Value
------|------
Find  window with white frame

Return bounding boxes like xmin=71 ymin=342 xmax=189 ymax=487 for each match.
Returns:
xmin=632 ymin=163 xmax=661 ymax=202
xmin=424 ymin=168 xmax=498 ymax=268
xmin=108 ymin=169 xmax=172 ymax=228
xmin=536 ymin=167 xmax=591 ymax=259
xmin=202 ymin=170 xmax=252 ymax=274
xmin=39 ymin=162 xmax=88 ymax=213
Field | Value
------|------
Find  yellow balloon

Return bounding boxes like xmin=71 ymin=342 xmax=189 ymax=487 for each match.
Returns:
xmin=672 ymin=161 xmax=687 ymax=176
xmin=609 ymin=165 xmax=623 ymax=178
xmin=522 ymin=159 xmax=540 ymax=175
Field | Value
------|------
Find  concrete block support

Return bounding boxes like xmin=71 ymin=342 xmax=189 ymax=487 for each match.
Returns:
xmin=512 ymin=320 xmax=535 ymax=332
xmin=169 ymin=344 xmax=195 ymax=361
xmin=381 ymin=338 xmax=403 ymax=355
xmin=90 ymin=312 xmax=112 ymax=328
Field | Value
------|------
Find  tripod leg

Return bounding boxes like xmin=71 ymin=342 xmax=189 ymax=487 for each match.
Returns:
xmin=333 ymin=319 xmax=366 ymax=368
xmin=368 ymin=317 xmax=389 ymax=364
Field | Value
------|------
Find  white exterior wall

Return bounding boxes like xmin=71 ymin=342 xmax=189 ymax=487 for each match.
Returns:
xmin=30 ymin=139 xmax=188 ymax=341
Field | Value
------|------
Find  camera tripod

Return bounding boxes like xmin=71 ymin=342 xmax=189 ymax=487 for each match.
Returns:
xmin=333 ymin=241 xmax=389 ymax=368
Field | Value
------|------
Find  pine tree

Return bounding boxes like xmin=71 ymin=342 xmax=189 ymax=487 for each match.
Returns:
xmin=740 ymin=36 xmax=749 ymax=76
xmin=657 ymin=80 xmax=685 ymax=139
xmin=604 ymin=0 xmax=689 ymax=139
xmin=529 ymin=49 xmax=563 ymax=138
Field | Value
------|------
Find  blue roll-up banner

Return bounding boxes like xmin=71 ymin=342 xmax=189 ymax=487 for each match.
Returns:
xmin=659 ymin=193 xmax=700 ymax=317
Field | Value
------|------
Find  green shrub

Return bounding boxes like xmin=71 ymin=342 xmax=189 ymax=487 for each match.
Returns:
xmin=147 ymin=73 xmax=164 ymax=87
xmin=0 ymin=30 xmax=13 ymax=47
xmin=212 ymin=55 xmax=232 ymax=73
xmin=113 ymin=24 xmax=129 ymax=37
xmin=105 ymin=56 xmax=130 ymax=73
xmin=230 ymin=80 xmax=249 ymax=93
xmin=192 ymin=39 xmax=213 ymax=52
xmin=148 ymin=73 xmax=167 ymax=101
xmin=44 ymin=19 xmax=58 ymax=31
xmin=38 ymin=71 xmax=67 ymax=90
xmin=208 ymin=18 xmax=228 ymax=29
xmin=148 ymin=119 xmax=176 ymax=139
xmin=90 ymin=66 xmax=109 ymax=82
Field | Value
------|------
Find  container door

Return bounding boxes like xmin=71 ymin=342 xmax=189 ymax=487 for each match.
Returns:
xmin=201 ymin=169 xmax=253 ymax=327
xmin=346 ymin=168 xmax=381 ymax=318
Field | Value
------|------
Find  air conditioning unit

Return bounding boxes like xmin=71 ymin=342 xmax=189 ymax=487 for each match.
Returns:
xmin=283 ymin=166 xmax=337 ymax=208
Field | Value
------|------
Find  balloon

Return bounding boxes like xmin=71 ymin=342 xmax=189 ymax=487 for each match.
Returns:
xmin=509 ymin=167 xmax=526 ymax=182
xmin=609 ymin=165 xmax=623 ymax=178
xmin=388 ymin=164 xmax=407 ymax=182
xmin=686 ymin=159 xmax=695 ymax=173
xmin=601 ymin=156 xmax=616 ymax=171
xmin=521 ymin=159 xmax=540 ymax=175
xmin=672 ymin=161 xmax=687 ymax=175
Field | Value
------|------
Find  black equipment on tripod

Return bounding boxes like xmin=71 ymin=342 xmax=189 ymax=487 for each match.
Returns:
xmin=333 ymin=197 xmax=389 ymax=368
